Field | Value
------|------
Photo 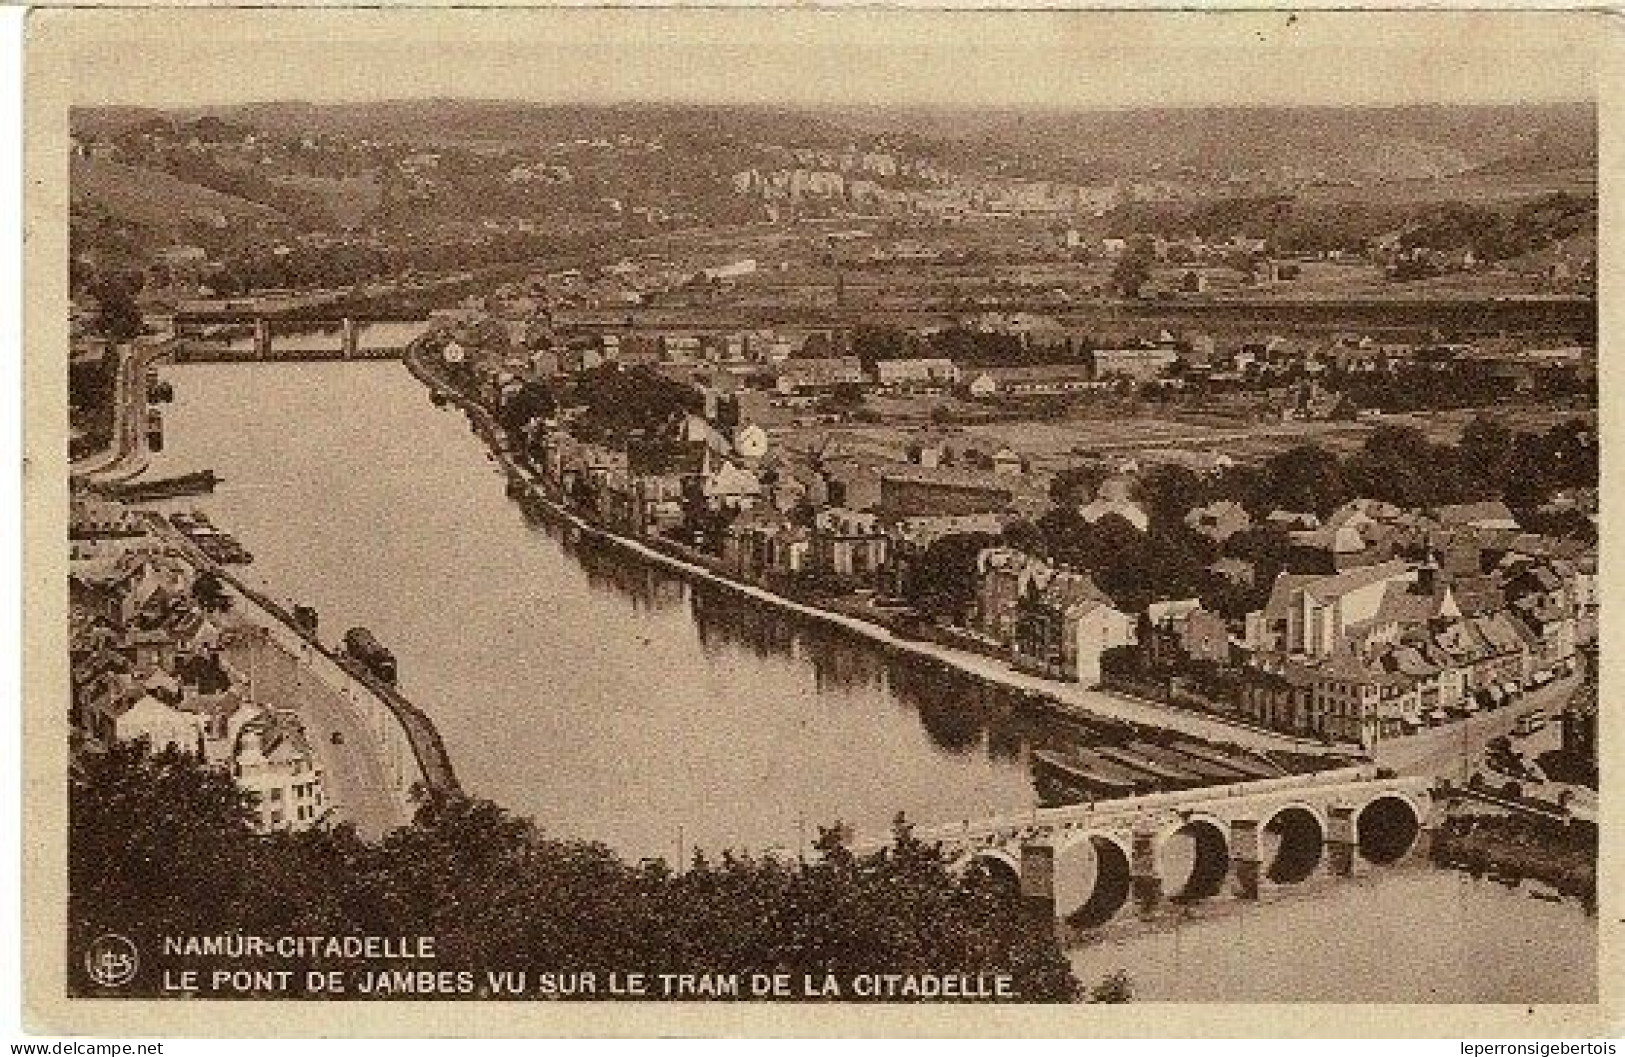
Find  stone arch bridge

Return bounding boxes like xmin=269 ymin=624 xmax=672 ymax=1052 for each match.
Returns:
xmin=865 ymin=766 xmax=1439 ymax=939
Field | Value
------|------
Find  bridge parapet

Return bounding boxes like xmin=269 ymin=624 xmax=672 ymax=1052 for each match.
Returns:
xmin=871 ymin=767 xmax=1431 ymax=854
xmin=870 ymin=770 xmax=1438 ymax=940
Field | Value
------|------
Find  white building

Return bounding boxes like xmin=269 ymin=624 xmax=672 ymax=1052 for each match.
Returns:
xmin=112 ymin=692 xmax=204 ymax=755
xmin=233 ymin=712 xmax=328 ymax=833
xmin=874 ymin=358 xmax=960 ymax=390
xmin=1073 ymin=601 xmax=1137 ymax=686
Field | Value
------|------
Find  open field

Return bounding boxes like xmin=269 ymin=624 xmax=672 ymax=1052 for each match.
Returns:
xmin=269 ymin=172 xmax=384 ymax=226
xmin=70 ymin=156 xmax=285 ymax=230
xmin=773 ymin=398 xmax=1595 ymax=477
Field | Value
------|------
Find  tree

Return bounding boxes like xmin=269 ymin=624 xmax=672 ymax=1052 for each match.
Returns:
xmin=1143 ymin=519 xmax=1217 ymax=602
xmin=498 ymin=379 xmax=557 ymax=439
xmin=69 ymin=741 xmax=260 ymax=990
xmin=1206 ymin=523 xmax=1295 ymax=616
xmin=901 ymin=532 xmax=997 ymax=623
xmin=1342 ymin=424 xmax=1437 ymax=508
xmin=1255 ymin=445 xmax=1349 ymax=518
xmin=69 ymin=746 xmax=1083 ymax=1001
xmin=1000 ymin=518 xmax=1046 ymax=556
xmin=292 ymin=604 xmax=319 ymax=636
xmin=1456 ymin=415 xmax=1518 ymax=500
xmin=1136 ymin=463 xmax=1210 ymax=528
xmin=823 ymin=382 xmax=867 ymax=411
xmin=1087 ymin=514 xmax=1155 ymax=612
xmin=1111 ymin=240 xmax=1155 ymax=299
xmin=90 ymin=276 xmax=144 ymax=342
xmin=1049 ymin=463 xmax=1110 ymax=509
xmin=190 ymin=569 xmax=232 ymax=613
xmin=851 ymin=325 xmax=908 ymax=373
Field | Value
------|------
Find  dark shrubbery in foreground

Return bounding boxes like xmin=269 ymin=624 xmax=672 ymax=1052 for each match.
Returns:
xmin=70 ymin=741 xmax=1086 ymax=1001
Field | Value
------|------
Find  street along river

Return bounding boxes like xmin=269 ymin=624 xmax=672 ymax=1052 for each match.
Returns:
xmin=143 ymin=361 xmax=1595 ymax=1002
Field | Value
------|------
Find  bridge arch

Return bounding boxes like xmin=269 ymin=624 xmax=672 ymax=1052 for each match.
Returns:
xmin=1356 ymin=793 xmax=1424 ymax=865
xmin=1158 ymin=812 xmax=1230 ymax=902
xmin=959 ymin=847 xmax=1023 ymax=894
xmin=1054 ymin=830 xmax=1134 ymax=930
xmin=1260 ymin=802 xmax=1327 ymax=884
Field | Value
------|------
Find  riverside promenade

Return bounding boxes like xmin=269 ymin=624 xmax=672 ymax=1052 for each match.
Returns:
xmin=70 ymin=339 xmax=169 ymax=484
xmin=141 ymin=511 xmax=458 ymax=838
xmin=405 ymin=346 xmax=1347 ymax=760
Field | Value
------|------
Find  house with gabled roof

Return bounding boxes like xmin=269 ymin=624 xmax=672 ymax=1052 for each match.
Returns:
xmin=723 ymin=508 xmax=810 ymax=580
xmin=971 ymin=547 xmax=1039 ymax=647
xmin=1011 ymin=565 xmax=1134 ymax=685
xmin=809 ymin=507 xmax=888 ymax=581
xmin=1301 ymin=649 xmax=1420 ymax=746
xmin=1434 ymin=500 xmax=1520 ymax=531
xmin=1184 ymin=500 xmax=1251 ymax=544
xmin=233 ymin=710 xmax=327 ymax=833
xmin=1249 ymin=559 xmax=1427 ymax=660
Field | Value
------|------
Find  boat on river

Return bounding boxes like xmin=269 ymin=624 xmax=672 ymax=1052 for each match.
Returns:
xmin=344 ymin=626 xmax=398 ymax=685
xmin=104 ymin=468 xmax=218 ymax=502
xmin=1032 ymin=747 xmax=1146 ymax=800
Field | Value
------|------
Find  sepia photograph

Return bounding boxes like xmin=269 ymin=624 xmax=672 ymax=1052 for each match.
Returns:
xmin=19 ymin=5 xmax=1619 ymax=1036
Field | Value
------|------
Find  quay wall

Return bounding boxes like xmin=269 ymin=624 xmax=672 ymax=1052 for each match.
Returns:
xmin=226 ymin=630 xmax=420 ymax=829
xmin=228 ymin=567 xmax=463 ymax=800
xmin=144 ymin=513 xmax=461 ymax=808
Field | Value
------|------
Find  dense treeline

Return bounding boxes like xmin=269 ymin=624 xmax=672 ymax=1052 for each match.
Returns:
xmin=70 ymin=742 xmax=1084 ymax=1001
xmin=1224 ymin=418 xmax=1597 ymax=516
xmin=901 ymin=416 xmax=1596 ymax=620
xmin=1329 ymin=361 xmax=1593 ymax=414
xmin=1397 ymin=193 xmax=1594 ymax=261
xmin=1104 ymin=191 xmax=1594 ymax=259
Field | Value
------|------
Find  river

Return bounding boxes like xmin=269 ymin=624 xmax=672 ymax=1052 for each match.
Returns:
xmin=1069 ymin=865 xmax=1594 ymax=1002
xmin=145 ymin=361 xmax=1046 ymax=858
xmin=143 ymin=360 xmax=1596 ymax=1002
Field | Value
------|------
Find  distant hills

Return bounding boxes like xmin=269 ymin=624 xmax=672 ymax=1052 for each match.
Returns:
xmin=836 ymin=102 xmax=1596 ymax=183
xmin=72 ymin=99 xmax=1595 ymax=183
xmin=74 ymin=100 xmax=846 ymax=152
xmin=68 ymin=99 xmax=1594 ymax=280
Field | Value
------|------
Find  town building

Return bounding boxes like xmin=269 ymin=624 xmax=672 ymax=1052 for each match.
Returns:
xmin=873 ymin=358 xmax=960 ymax=392
xmin=233 ymin=711 xmax=328 ymax=833
xmin=1010 ymin=564 xmax=1134 ymax=685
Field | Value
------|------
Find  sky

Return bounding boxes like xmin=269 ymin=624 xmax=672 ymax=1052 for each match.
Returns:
xmin=51 ymin=8 xmax=1604 ymax=111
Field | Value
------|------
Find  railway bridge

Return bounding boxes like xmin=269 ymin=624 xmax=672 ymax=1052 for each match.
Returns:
xmin=170 ymin=317 xmax=428 ymax=362
xmin=867 ymin=766 xmax=1439 ymax=939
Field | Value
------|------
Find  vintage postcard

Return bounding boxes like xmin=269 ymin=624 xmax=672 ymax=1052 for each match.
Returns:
xmin=19 ymin=5 xmax=1623 ymax=1037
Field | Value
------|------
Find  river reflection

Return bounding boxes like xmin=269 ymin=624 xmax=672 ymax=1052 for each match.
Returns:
xmin=1069 ymin=865 xmax=1596 ymax=1003
xmin=535 ymin=510 xmax=1063 ymax=763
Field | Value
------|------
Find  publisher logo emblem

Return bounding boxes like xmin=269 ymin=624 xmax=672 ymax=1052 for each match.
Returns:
xmin=85 ymin=934 xmax=139 ymax=988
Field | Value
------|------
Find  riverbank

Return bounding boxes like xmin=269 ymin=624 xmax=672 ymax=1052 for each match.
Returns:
xmin=1431 ymin=806 xmax=1597 ymax=908
xmin=403 ymin=346 xmax=1350 ymax=760
xmin=71 ymin=342 xmax=160 ymax=484
xmin=138 ymin=511 xmax=459 ymax=828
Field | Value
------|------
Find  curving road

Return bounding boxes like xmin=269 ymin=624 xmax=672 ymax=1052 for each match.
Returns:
xmin=1370 ymin=671 xmax=1582 ymax=779
xmin=70 ymin=341 xmax=164 ymax=483
xmin=141 ymin=512 xmax=413 ymax=839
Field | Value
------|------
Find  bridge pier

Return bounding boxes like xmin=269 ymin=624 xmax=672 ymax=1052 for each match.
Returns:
xmin=1130 ymin=827 xmax=1162 ymax=917
xmin=342 ymin=317 xmax=359 ymax=360
xmin=1019 ymin=842 xmax=1058 ymax=926
xmin=1230 ymin=817 xmax=1262 ymax=900
xmin=254 ymin=317 xmax=271 ymax=360
xmin=1327 ymin=803 xmax=1357 ymax=876
xmin=1409 ymin=821 xmax=1435 ymax=862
